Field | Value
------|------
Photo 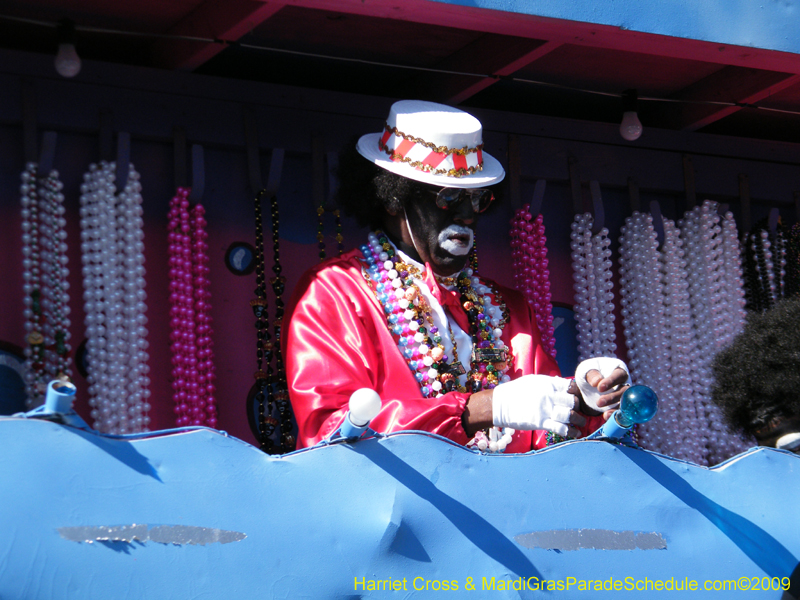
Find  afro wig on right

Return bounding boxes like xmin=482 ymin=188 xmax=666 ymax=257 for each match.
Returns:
xmin=710 ymin=296 xmax=800 ymax=438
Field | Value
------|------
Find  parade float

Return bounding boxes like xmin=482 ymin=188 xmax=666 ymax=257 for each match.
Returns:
xmin=1 ymin=381 xmax=797 ymax=599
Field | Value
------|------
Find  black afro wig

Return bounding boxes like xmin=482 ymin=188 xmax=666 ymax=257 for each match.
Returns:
xmin=711 ymin=296 xmax=800 ymax=438
xmin=334 ymin=138 xmax=417 ymax=230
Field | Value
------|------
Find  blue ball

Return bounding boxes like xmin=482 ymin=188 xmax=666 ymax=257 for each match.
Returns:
xmin=618 ymin=385 xmax=658 ymax=427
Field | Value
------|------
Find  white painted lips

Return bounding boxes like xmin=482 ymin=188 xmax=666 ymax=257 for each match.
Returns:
xmin=438 ymin=225 xmax=474 ymax=256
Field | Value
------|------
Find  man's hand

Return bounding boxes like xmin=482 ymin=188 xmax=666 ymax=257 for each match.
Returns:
xmin=572 ymin=358 xmax=632 ymax=420
xmin=582 ymin=367 xmax=629 ymax=420
xmin=491 ymin=375 xmax=587 ymax=437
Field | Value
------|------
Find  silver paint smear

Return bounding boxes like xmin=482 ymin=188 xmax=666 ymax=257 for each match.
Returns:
xmin=58 ymin=524 xmax=246 ymax=546
xmin=515 ymin=529 xmax=666 ymax=551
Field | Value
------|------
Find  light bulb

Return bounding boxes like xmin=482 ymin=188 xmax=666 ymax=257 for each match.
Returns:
xmin=620 ymin=111 xmax=642 ymax=141
xmin=348 ymin=388 xmax=382 ymax=427
xmin=55 ymin=43 xmax=81 ymax=78
xmin=54 ymin=19 xmax=81 ymax=78
xmin=619 ymin=89 xmax=643 ymax=141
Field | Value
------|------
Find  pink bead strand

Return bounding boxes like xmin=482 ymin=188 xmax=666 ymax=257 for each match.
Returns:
xmin=168 ymin=188 xmax=216 ymax=428
xmin=191 ymin=204 xmax=217 ymax=428
xmin=509 ymin=205 xmax=556 ymax=359
xmin=168 ymin=188 xmax=193 ymax=426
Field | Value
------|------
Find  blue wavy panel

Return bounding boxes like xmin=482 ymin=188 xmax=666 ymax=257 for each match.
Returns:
xmin=0 ymin=417 xmax=798 ymax=598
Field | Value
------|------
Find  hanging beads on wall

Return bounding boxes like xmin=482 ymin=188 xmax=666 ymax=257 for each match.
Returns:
xmin=118 ymin=163 xmax=150 ymax=433
xmin=618 ymin=202 xmax=752 ymax=465
xmin=653 ymin=218 xmax=703 ymax=463
xmin=743 ymin=218 xmax=787 ymax=312
xmin=191 ymin=203 xmax=217 ymax=428
xmin=316 ymin=204 xmax=345 ymax=262
xmin=251 ymin=190 xmax=277 ymax=451
xmin=268 ymin=194 xmax=295 ymax=452
xmin=570 ymin=213 xmax=615 ymax=361
xmin=333 ymin=209 xmax=345 ymax=257
xmin=510 ymin=205 xmax=556 ymax=359
xmin=21 ymin=163 xmax=72 ymax=407
xmin=168 ymin=189 xmax=217 ymax=428
xmin=79 ymin=160 xmax=150 ymax=434
xmin=785 ymin=222 xmax=800 ymax=297
xmin=316 ymin=201 xmax=327 ymax=261
xmin=719 ymin=210 xmax=748 ymax=338
xmin=618 ymin=211 xmax=670 ymax=451
xmin=249 ymin=190 xmax=295 ymax=453
xmin=680 ymin=201 xmax=752 ymax=464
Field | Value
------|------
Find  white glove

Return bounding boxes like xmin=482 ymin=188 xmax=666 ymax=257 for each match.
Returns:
xmin=574 ymin=357 xmax=632 ymax=412
xmin=492 ymin=375 xmax=578 ymax=437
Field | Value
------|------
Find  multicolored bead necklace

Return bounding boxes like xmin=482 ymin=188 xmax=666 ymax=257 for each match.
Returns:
xmin=360 ymin=231 xmax=511 ymax=398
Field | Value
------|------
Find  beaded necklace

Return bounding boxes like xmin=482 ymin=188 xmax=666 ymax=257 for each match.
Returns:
xmin=360 ymin=231 xmax=514 ymax=450
xmin=743 ymin=219 xmax=787 ymax=312
xmin=251 ymin=191 xmax=295 ymax=453
xmin=570 ymin=213 xmax=616 ymax=361
xmin=785 ymin=223 xmax=800 ymax=297
xmin=21 ymin=163 xmax=72 ymax=407
xmin=511 ymin=206 xmax=557 ymax=359
xmin=79 ymin=160 xmax=150 ymax=433
xmin=167 ymin=188 xmax=217 ymax=428
xmin=268 ymin=194 xmax=295 ymax=452
xmin=360 ymin=231 xmax=511 ymax=394
xmin=251 ymin=190 xmax=277 ymax=451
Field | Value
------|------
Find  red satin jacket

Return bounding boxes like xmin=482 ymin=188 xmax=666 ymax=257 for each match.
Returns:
xmin=284 ymin=249 xmax=602 ymax=452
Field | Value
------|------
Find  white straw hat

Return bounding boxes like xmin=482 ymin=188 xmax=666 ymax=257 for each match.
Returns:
xmin=356 ymin=100 xmax=505 ymax=189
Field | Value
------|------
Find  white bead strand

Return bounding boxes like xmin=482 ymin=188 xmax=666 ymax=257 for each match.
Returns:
xmin=80 ymin=161 xmax=150 ymax=433
xmin=657 ymin=218 xmax=703 ymax=463
xmin=618 ymin=212 xmax=671 ymax=453
xmin=116 ymin=164 xmax=150 ymax=433
xmin=680 ymin=200 xmax=751 ymax=464
xmin=571 ymin=213 xmax=616 ymax=362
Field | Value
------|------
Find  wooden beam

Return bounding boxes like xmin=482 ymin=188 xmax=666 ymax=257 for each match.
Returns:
xmin=671 ymin=66 xmax=800 ymax=131
xmin=446 ymin=40 xmax=562 ymax=104
xmin=153 ymin=0 xmax=288 ymax=71
xmin=411 ymin=35 xmax=558 ymax=104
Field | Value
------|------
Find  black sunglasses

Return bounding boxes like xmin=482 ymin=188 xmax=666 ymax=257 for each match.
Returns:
xmin=432 ymin=187 xmax=495 ymax=213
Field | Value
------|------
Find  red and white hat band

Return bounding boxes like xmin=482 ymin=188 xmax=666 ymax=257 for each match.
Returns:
xmin=377 ymin=124 xmax=484 ymax=179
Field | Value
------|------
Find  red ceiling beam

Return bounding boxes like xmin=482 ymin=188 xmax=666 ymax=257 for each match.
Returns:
xmin=276 ymin=0 xmax=800 ymax=75
xmin=445 ymin=40 xmax=563 ymax=104
xmin=410 ymin=35 xmax=561 ymax=105
xmin=153 ymin=0 xmax=288 ymax=71
xmin=671 ymin=67 xmax=800 ymax=131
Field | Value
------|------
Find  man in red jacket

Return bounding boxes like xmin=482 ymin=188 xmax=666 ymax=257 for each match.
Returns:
xmin=285 ymin=100 xmax=629 ymax=452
